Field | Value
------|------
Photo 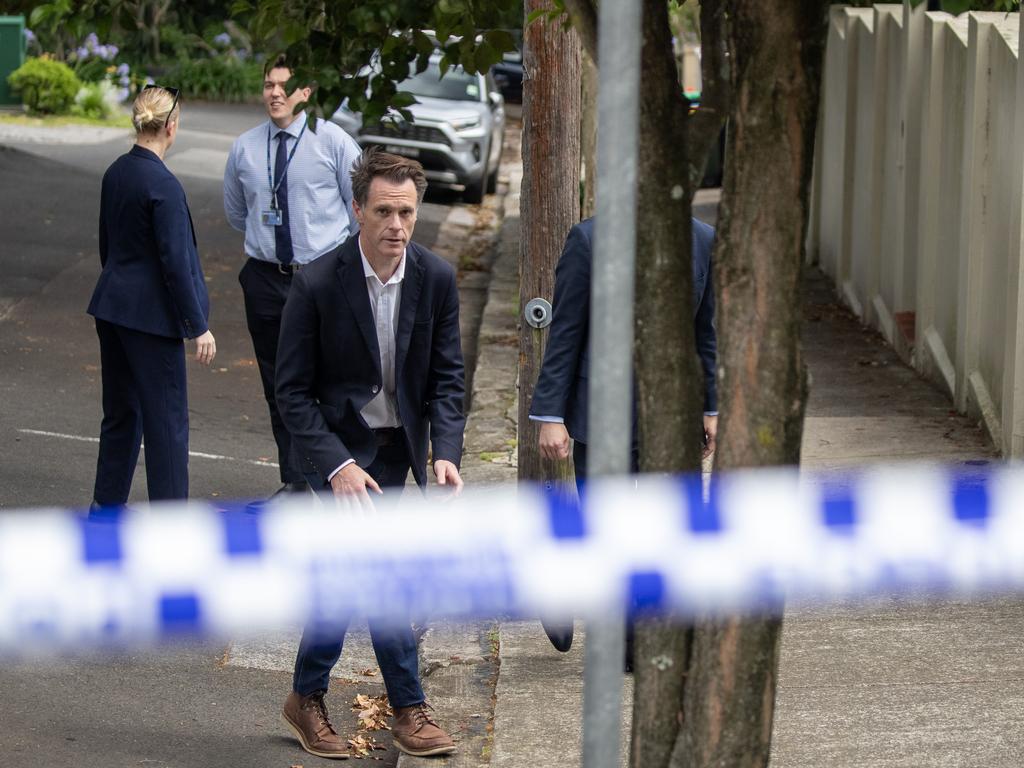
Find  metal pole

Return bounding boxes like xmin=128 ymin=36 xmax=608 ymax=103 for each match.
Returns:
xmin=583 ymin=1 xmax=642 ymax=767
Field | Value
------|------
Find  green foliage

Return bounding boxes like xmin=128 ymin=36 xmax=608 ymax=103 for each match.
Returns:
xmin=235 ymin=0 xmax=520 ymax=127
xmin=28 ymin=0 xmax=106 ymax=59
xmin=526 ymin=0 xmax=564 ymax=25
xmin=74 ymin=56 xmax=116 ymax=84
xmin=7 ymin=57 xmax=83 ymax=114
xmin=163 ymin=56 xmax=264 ymax=102
xmin=71 ymin=79 xmax=122 ymax=119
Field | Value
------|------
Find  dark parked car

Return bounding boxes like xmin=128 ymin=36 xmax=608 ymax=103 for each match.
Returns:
xmin=491 ymin=49 xmax=523 ymax=104
xmin=332 ymin=54 xmax=506 ymax=204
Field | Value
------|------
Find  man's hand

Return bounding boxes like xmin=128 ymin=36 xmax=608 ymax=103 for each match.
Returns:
xmin=702 ymin=414 xmax=718 ymax=460
xmin=330 ymin=463 xmax=382 ymax=512
xmin=538 ymin=422 xmax=571 ymax=461
xmin=433 ymin=460 xmax=464 ymax=497
xmin=193 ymin=330 xmax=216 ymax=366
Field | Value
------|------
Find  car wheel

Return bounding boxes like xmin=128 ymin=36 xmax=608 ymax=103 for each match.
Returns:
xmin=463 ymin=166 xmax=486 ymax=204
xmin=486 ymin=160 xmax=499 ymax=194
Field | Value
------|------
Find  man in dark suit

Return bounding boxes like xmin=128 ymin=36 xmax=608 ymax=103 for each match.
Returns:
xmin=528 ymin=216 xmax=718 ymax=657
xmin=275 ymin=149 xmax=463 ymax=759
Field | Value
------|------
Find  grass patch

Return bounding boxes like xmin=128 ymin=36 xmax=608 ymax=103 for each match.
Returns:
xmin=0 ymin=112 xmax=132 ymax=129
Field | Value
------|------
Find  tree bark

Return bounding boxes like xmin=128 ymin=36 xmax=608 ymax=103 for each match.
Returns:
xmin=675 ymin=3 xmax=829 ymax=766
xmin=518 ymin=3 xmax=582 ymax=486
xmin=630 ymin=2 xmax=700 ymax=766
xmin=580 ymin=50 xmax=598 ymax=219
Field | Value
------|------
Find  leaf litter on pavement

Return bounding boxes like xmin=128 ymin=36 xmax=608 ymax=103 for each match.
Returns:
xmin=348 ymin=694 xmax=392 ymax=758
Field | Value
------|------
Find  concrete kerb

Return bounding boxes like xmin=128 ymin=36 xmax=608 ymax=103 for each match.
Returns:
xmin=397 ymin=135 xmax=522 ymax=767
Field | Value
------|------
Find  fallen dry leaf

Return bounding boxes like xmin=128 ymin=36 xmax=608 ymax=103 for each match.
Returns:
xmin=347 ymin=733 xmax=387 ymax=757
xmin=351 ymin=693 xmax=392 ymax=731
xmin=359 ymin=667 xmax=377 ymax=677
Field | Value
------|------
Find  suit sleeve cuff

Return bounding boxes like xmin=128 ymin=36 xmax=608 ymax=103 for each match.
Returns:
xmin=327 ymin=458 xmax=355 ymax=482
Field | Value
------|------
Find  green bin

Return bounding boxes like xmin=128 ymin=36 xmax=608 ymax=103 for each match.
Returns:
xmin=0 ymin=15 xmax=26 ymax=106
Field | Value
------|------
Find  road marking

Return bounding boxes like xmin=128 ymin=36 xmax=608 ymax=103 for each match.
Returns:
xmin=16 ymin=429 xmax=279 ymax=468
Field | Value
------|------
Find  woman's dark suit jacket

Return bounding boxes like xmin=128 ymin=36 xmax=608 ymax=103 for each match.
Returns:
xmin=87 ymin=145 xmax=209 ymax=339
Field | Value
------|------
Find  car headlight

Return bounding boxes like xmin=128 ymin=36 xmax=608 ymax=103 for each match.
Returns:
xmin=449 ymin=115 xmax=482 ymax=132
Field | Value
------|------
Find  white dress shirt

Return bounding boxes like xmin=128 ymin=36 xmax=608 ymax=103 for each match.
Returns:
xmin=328 ymin=243 xmax=406 ymax=481
xmin=359 ymin=247 xmax=405 ymax=429
xmin=223 ymin=117 xmax=362 ymax=264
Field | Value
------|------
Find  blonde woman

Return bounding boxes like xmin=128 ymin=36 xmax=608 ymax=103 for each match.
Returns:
xmin=87 ymin=85 xmax=215 ymax=506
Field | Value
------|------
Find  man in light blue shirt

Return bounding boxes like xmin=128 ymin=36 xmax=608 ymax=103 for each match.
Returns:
xmin=224 ymin=54 xmax=362 ymax=496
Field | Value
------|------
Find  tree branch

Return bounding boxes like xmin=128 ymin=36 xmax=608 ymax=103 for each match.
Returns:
xmin=563 ymin=0 xmax=599 ymax=64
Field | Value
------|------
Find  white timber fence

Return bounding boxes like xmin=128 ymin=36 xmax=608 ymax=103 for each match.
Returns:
xmin=807 ymin=3 xmax=1024 ymax=458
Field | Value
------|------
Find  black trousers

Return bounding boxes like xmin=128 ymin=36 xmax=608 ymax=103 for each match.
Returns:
xmin=238 ymin=258 xmax=304 ymax=484
xmin=92 ymin=318 xmax=188 ymax=505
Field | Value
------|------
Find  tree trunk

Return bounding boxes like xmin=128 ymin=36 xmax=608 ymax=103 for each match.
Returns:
xmin=630 ymin=1 xmax=701 ymax=766
xmin=675 ymin=3 xmax=829 ymax=766
xmin=580 ymin=50 xmax=598 ymax=219
xmin=518 ymin=3 xmax=582 ymax=486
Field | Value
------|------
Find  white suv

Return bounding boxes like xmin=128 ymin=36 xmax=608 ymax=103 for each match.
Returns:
xmin=332 ymin=54 xmax=506 ymax=204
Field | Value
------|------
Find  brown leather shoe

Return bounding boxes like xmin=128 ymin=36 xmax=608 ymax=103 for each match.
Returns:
xmin=282 ymin=690 xmax=349 ymax=759
xmin=392 ymin=703 xmax=456 ymax=757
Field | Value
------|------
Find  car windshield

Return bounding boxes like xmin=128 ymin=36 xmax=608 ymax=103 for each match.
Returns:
xmin=399 ymin=62 xmax=480 ymax=102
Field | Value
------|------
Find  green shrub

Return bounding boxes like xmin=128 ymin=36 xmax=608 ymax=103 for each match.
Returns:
xmin=7 ymin=57 xmax=82 ymax=114
xmin=74 ymin=57 xmax=115 ymax=84
xmin=72 ymin=80 xmax=122 ymax=120
xmin=164 ymin=57 xmax=262 ymax=103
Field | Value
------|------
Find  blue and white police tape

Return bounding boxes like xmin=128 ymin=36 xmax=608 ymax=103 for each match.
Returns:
xmin=0 ymin=462 xmax=1019 ymax=650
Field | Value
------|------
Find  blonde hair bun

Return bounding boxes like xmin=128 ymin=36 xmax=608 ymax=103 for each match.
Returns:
xmin=132 ymin=87 xmax=178 ymax=134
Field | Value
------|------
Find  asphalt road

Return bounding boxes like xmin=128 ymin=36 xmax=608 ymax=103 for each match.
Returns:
xmin=0 ymin=102 xmax=448 ymax=508
xmin=0 ymin=101 xmax=488 ymax=767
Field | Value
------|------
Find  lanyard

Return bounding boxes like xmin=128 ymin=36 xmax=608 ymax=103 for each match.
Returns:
xmin=266 ymin=119 xmax=307 ymax=206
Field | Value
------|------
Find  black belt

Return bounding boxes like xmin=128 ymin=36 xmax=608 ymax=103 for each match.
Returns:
xmin=249 ymin=257 xmax=303 ymax=275
xmin=372 ymin=427 xmax=404 ymax=447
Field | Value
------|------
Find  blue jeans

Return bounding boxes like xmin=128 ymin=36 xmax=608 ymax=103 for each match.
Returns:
xmin=292 ymin=438 xmax=424 ymax=707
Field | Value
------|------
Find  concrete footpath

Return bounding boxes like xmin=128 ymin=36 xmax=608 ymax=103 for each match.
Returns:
xmin=410 ymin=171 xmax=1024 ymax=766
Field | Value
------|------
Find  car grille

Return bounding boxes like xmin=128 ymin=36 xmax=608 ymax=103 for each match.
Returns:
xmin=362 ymin=120 xmax=451 ymax=147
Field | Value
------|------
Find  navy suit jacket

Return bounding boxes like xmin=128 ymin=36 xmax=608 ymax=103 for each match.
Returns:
xmin=88 ymin=145 xmax=209 ymax=339
xmin=275 ymin=236 xmax=466 ymax=488
xmin=529 ymin=217 xmax=717 ymax=444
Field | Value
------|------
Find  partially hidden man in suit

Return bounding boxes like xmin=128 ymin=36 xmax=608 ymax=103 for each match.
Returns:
xmin=275 ymin=149 xmax=464 ymax=760
xmin=528 ymin=216 xmax=718 ymax=657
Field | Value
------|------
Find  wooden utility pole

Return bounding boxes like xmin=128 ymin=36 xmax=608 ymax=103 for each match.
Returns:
xmin=518 ymin=2 xmax=582 ymax=486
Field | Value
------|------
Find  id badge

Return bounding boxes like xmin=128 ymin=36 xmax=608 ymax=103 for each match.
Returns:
xmin=261 ymin=207 xmax=283 ymax=226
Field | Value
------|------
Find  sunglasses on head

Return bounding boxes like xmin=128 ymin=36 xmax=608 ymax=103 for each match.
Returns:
xmin=142 ymin=83 xmax=180 ymax=120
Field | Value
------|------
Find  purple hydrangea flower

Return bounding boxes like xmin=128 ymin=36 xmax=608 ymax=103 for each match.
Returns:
xmin=235 ymin=48 xmax=249 ymax=61
xmin=144 ymin=76 xmax=155 ymax=86
xmin=23 ymin=29 xmax=35 ymax=43
xmin=117 ymin=86 xmax=130 ymax=103
xmin=106 ymin=44 xmax=118 ymax=59
xmin=76 ymin=46 xmax=90 ymax=60
xmin=117 ymin=62 xmax=130 ymax=76
xmin=119 ymin=75 xmax=130 ymax=86
xmin=214 ymin=32 xmax=232 ymax=46
xmin=85 ymin=32 xmax=99 ymax=50
xmin=94 ymin=45 xmax=109 ymax=60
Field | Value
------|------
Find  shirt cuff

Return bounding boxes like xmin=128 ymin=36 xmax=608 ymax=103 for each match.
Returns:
xmin=529 ymin=415 xmax=565 ymax=424
xmin=703 ymin=411 xmax=718 ymax=417
xmin=327 ymin=458 xmax=355 ymax=482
